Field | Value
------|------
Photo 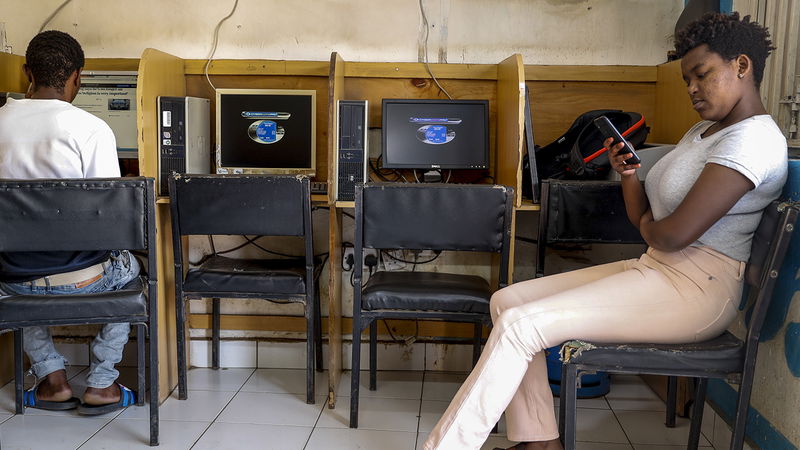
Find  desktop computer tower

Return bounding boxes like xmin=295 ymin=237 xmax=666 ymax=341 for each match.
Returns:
xmin=157 ymin=96 xmax=211 ymax=196
xmin=335 ymin=100 xmax=368 ymax=201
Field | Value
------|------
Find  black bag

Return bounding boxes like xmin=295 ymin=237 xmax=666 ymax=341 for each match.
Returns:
xmin=522 ymin=110 xmax=649 ymax=198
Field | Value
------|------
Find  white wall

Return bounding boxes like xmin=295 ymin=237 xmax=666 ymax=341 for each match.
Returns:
xmin=2 ymin=0 xmax=683 ymax=65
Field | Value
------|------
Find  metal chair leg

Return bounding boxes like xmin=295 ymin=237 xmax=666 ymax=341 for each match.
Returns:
xmin=14 ymin=329 xmax=24 ymax=414
xmin=176 ymin=294 xmax=188 ymax=400
xmin=305 ymin=296 xmax=315 ymax=404
xmin=314 ymin=283 xmax=323 ymax=372
xmin=136 ymin=324 xmax=146 ymax=406
xmin=148 ymin=314 xmax=160 ymax=446
xmin=666 ymin=375 xmax=677 ymax=428
xmin=731 ymin=367 xmax=757 ymax=450
xmin=472 ymin=322 xmax=482 ymax=366
xmin=211 ymin=297 xmax=221 ymax=369
xmin=349 ymin=317 xmax=363 ymax=428
xmin=688 ymin=378 xmax=707 ymax=450
xmin=558 ymin=361 xmax=567 ymax=443
xmin=369 ymin=322 xmax=377 ymax=391
xmin=562 ymin=364 xmax=579 ymax=450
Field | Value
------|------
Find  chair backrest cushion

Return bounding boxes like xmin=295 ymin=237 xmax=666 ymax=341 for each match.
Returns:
xmin=171 ymin=174 xmax=307 ymax=236
xmin=543 ymin=180 xmax=644 ymax=244
xmin=0 ymin=178 xmax=149 ymax=252
xmin=359 ymin=183 xmax=511 ymax=252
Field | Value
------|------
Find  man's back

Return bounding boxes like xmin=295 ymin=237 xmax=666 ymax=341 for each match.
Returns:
xmin=0 ymin=97 xmax=119 ymax=179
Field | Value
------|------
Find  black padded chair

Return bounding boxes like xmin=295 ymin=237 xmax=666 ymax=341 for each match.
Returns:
xmin=559 ymin=201 xmax=799 ymax=450
xmin=0 ymin=178 xmax=159 ymax=446
xmin=169 ymin=174 xmax=322 ymax=404
xmin=350 ymin=183 xmax=514 ymax=428
xmin=536 ymin=179 xmax=646 ymax=277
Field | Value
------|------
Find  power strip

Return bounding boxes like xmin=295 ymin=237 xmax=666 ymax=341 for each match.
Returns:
xmin=310 ymin=182 xmax=328 ymax=195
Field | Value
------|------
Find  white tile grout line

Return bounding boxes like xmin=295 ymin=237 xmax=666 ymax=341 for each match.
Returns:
xmin=301 ymin=373 xmax=329 ymax=450
xmin=415 ymin=371 xmax=428 ymax=450
xmin=189 ymin=367 xmax=258 ymax=450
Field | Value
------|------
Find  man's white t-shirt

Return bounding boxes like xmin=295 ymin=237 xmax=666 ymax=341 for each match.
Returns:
xmin=0 ymin=97 xmax=120 ymax=282
xmin=0 ymin=97 xmax=119 ymax=179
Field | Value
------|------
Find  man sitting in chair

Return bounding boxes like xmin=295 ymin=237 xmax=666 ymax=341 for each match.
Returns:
xmin=0 ymin=30 xmax=139 ymax=415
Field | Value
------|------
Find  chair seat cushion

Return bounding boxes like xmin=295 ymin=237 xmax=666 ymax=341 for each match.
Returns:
xmin=361 ymin=271 xmax=491 ymax=313
xmin=563 ymin=331 xmax=745 ymax=375
xmin=0 ymin=278 xmax=146 ymax=326
xmin=183 ymin=256 xmax=306 ymax=295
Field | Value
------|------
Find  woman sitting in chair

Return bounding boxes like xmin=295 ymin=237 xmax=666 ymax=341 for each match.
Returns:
xmin=424 ymin=12 xmax=787 ymax=450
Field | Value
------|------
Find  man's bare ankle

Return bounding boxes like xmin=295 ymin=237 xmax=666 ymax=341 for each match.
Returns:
xmin=83 ymin=383 xmax=121 ymax=405
xmin=37 ymin=370 xmax=73 ymax=401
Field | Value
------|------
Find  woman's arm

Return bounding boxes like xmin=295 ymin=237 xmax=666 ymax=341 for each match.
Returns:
xmin=607 ymin=139 xmax=649 ymax=228
xmin=607 ymin=139 xmax=753 ymax=252
xmin=638 ymin=163 xmax=753 ymax=251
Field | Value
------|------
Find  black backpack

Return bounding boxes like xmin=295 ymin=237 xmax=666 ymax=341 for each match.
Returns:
xmin=523 ymin=110 xmax=649 ymax=198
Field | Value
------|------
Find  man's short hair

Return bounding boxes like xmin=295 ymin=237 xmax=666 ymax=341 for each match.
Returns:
xmin=25 ymin=30 xmax=85 ymax=92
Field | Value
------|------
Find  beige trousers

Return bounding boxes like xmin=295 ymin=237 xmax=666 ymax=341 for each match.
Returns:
xmin=424 ymin=246 xmax=745 ymax=450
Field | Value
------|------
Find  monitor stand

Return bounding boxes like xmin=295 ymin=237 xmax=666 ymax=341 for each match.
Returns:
xmin=422 ymin=170 xmax=442 ymax=182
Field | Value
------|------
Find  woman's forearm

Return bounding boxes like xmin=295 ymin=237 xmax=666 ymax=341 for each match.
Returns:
xmin=620 ymin=174 xmax=649 ymax=229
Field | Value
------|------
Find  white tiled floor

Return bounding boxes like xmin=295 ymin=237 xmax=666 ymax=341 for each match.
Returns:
xmin=0 ymin=368 xmax=747 ymax=449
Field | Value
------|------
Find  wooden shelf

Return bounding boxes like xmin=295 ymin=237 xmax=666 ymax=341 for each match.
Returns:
xmin=516 ymin=200 xmax=541 ymax=211
xmin=334 ymin=201 xmax=355 ymax=208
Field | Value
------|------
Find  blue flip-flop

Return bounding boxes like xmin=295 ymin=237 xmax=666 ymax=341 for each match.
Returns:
xmin=23 ymin=385 xmax=80 ymax=411
xmin=77 ymin=383 xmax=137 ymax=416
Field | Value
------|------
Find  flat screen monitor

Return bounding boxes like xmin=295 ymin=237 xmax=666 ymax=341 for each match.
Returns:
xmin=73 ymin=71 xmax=138 ymax=159
xmin=216 ymin=88 xmax=316 ymax=175
xmin=381 ymin=99 xmax=489 ymax=170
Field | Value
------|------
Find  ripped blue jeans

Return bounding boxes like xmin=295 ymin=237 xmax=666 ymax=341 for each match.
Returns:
xmin=0 ymin=250 xmax=140 ymax=388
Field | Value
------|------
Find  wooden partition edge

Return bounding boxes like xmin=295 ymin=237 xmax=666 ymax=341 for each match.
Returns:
xmin=0 ymin=52 xmax=26 ymax=385
xmin=496 ymin=54 xmax=526 ymax=207
xmin=188 ymin=314 xmax=490 ymax=339
xmin=525 ymin=65 xmax=657 ymax=82
xmin=651 ymin=59 xmax=699 ymax=144
xmin=184 ymin=59 xmax=329 ymax=76
xmin=326 ymin=52 xmax=346 ymax=408
xmin=136 ymin=48 xmax=186 ymax=403
xmin=327 ymin=209 xmax=344 ymax=408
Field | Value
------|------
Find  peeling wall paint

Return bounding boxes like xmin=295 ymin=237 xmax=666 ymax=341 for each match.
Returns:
xmin=3 ymin=0 xmax=682 ymax=65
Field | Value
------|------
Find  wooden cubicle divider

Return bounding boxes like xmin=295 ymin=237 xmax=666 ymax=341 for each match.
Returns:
xmin=0 ymin=51 xmax=28 ymax=386
xmin=651 ymin=59 xmax=700 ymax=144
xmin=136 ymin=48 xmax=186 ymax=402
xmin=327 ymin=52 xmax=345 ymax=407
xmin=525 ymin=65 xmax=658 ymax=147
xmin=0 ymin=52 xmax=28 ymax=95
xmin=496 ymin=54 xmax=526 ymax=208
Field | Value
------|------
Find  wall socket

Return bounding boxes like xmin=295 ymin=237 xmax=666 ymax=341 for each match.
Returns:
xmin=343 ymin=247 xmax=378 ymax=270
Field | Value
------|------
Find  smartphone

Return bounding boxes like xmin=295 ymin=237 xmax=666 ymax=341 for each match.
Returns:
xmin=593 ymin=116 xmax=641 ymax=165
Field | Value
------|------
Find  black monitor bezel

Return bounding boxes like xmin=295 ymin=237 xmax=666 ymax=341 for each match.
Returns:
xmin=381 ymin=98 xmax=490 ymax=170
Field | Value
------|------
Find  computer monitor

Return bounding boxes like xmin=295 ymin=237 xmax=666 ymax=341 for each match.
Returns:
xmin=73 ymin=71 xmax=138 ymax=159
xmin=215 ymin=88 xmax=316 ymax=175
xmin=381 ymin=99 xmax=489 ymax=170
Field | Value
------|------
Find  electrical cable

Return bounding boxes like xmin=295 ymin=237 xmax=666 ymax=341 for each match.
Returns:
xmin=418 ymin=0 xmax=453 ymax=99
xmin=381 ymin=249 xmax=441 ymax=265
xmin=204 ymin=0 xmax=240 ymax=91
xmin=39 ymin=0 xmax=74 ymax=33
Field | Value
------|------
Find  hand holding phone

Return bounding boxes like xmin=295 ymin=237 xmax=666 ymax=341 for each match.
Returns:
xmin=593 ymin=116 xmax=641 ymax=165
